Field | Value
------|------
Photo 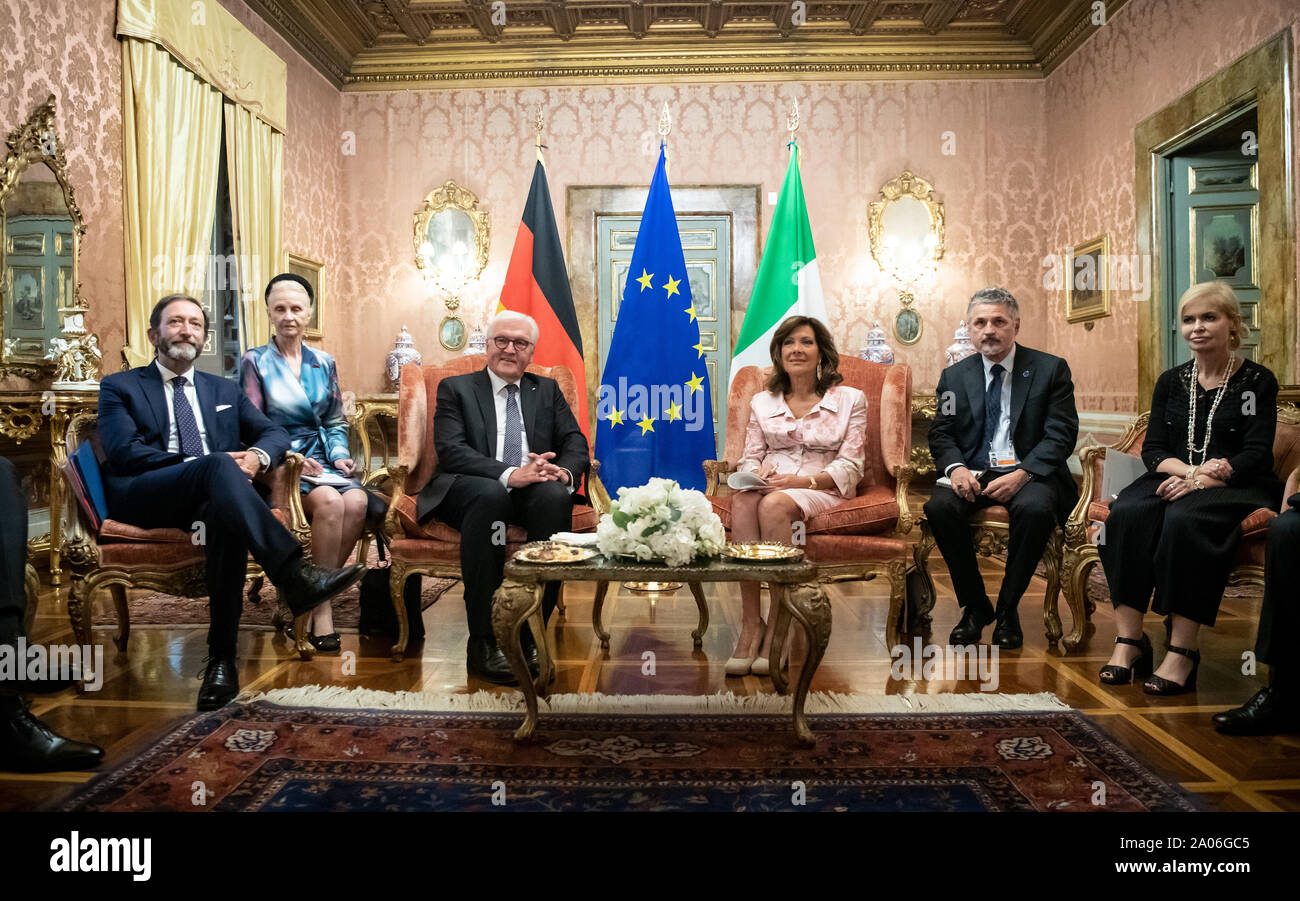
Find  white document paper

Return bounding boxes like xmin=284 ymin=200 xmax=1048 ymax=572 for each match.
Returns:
xmin=301 ymin=470 xmax=355 ymax=488
xmin=1101 ymin=449 xmax=1148 ymax=501
xmin=550 ymin=531 xmax=599 ymax=547
xmin=727 ymin=471 xmax=769 ymax=491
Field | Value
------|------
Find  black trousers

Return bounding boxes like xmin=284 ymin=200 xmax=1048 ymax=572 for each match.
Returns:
xmin=1255 ymin=508 xmax=1299 ymax=666
xmin=1099 ymin=471 xmax=1278 ymax=627
xmin=922 ymin=472 xmax=1059 ymax=613
xmin=432 ymin=476 xmax=572 ymax=640
xmin=0 ymin=458 xmax=27 ymax=699
xmin=113 ymin=454 xmax=302 ymax=655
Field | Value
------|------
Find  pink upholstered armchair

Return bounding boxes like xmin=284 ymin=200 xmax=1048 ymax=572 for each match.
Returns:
xmin=383 ymin=357 xmax=599 ymax=661
xmin=704 ymin=358 xmax=917 ymax=642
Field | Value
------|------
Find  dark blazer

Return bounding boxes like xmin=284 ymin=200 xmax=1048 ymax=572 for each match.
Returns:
xmin=97 ymin=363 xmax=291 ymax=514
xmin=416 ymin=368 xmax=590 ymax=521
xmin=928 ymin=344 xmax=1079 ymax=522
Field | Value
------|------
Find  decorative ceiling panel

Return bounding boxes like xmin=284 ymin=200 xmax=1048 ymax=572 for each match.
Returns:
xmin=242 ymin=0 xmax=1130 ymax=89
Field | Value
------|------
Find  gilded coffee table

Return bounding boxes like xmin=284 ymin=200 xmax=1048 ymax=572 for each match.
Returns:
xmin=490 ymin=550 xmax=830 ymax=746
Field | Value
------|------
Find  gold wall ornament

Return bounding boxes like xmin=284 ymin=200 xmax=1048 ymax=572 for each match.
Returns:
xmin=869 ymin=170 xmax=944 ymax=353
xmin=0 ymin=403 xmax=42 ymax=442
xmin=413 ymin=180 xmax=490 ymax=283
xmin=1 ymin=95 xmax=93 ymax=383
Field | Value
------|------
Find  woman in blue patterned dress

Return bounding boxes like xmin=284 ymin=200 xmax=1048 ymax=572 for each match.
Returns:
xmin=241 ymin=274 xmax=366 ymax=652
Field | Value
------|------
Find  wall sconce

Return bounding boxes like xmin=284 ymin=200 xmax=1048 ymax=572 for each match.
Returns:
xmin=867 ymin=171 xmax=945 ymax=346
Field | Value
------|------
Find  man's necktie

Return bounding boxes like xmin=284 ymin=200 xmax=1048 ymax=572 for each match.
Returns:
xmin=171 ymin=375 xmax=205 ymax=458
xmin=502 ymin=383 xmax=523 ymax=466
xmin=981 ymin=363 xmax=1004 ymax=461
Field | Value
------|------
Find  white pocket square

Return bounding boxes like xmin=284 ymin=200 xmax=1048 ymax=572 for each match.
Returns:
xmin=215 ymin=404 xmax=233 ymax=412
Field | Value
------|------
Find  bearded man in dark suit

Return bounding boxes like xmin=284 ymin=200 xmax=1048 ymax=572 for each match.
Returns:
xmin=416 ymin=311 xmax=589 ymax=685
xmin=925 ymin=287 xmax=1079 ymax=649
xmin=97 ymin=295 xmax=364 ymax=710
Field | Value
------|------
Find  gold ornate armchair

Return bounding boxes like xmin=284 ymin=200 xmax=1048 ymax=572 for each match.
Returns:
xmin=382 ymin=357 xmax=600 ymax=661
xmin=57 ymin=411 xmax=317 ymax=660
xmin=703 ymin=358 xmax=917 ymax=643
xmin=1058 ymin=403 xmax=1300 ymax=651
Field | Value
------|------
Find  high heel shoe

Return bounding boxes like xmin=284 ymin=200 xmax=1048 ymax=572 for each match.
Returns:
xmin=1144 ymin=645 xmax=1200 ymax=695
xmin=752 ymin=627 xmax=792 ymax=677
xmin=725 ymin=620 xmax=764 ymax=676
xmin=308 ymin=632 xmax=341 ymax=653
xmin=1098 ymin=634 xmax=1152 ymax=685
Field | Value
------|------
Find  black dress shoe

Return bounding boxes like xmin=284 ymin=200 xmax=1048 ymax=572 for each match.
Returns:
xmin=0 ymin=699 xmax=104 ymax=772
xmin=277 ymin=560 xmax=366 ymax=617
xmin=949 ymin=602 xmax=995 ymax=645
xmin=197 ymin=656 xmax=239 ymax=711
xmin=1213 ymin=686 xmax=1300 ymax=735
xmin=466 ymin=638 xmax=518 ymax=685
xmin=991 ymin=606 xmax=1023 ymax=650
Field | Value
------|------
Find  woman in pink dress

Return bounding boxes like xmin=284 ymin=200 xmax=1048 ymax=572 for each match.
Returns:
xmin=727 ymin=316 xmax=867 ymax=676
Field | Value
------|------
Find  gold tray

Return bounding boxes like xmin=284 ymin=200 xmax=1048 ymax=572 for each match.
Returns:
xmin=514 ymin=542 xmax=598 ymax=565
xmin=720 ymin=542 xmax=805 ymax=564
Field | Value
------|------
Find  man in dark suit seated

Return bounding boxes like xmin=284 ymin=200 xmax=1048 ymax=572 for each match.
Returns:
xmin=0 ymin=457 xmax=103 ymax=772
xmin=925 ymin=287 xmax=1079 ymax=649
xmin=416 ymin=311 xmax=589 ymax=684
xmin=98 ymin=294 xmax=365 ymax=710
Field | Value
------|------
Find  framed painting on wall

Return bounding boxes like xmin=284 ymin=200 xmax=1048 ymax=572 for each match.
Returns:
xmin=286 ymin=252 xmax=324 ymax=340
xmin=1065 ymin=233 xmax=1111 ymax=325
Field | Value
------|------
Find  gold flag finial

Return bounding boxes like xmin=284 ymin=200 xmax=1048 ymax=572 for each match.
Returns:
xmin=787 ymin=98 xmax=800 ymax=141
xmin=658 ymin=101 xmax=672 ymax=138
xmin=534 ymin=104 xmax=545 ymax=162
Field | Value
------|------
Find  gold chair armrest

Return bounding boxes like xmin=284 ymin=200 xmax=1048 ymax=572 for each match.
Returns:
xmin=702 ymin=459 xmax=735 ymax=496
xmin=588 ymin=460 xmax=612 ymax=516
xmin=384 ymin=464 xmax=409 ymax=539
xmin=891 ymin=463 xmax=917 ymax=535
xmin=279 ymin=452 xmax=310 ymax=547
xmin=1067 ymin=444 xmax=1108 ymax=547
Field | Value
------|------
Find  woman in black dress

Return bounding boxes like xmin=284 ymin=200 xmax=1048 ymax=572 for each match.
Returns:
xmin=1098 ymin=282 xmax=1280 ymax=694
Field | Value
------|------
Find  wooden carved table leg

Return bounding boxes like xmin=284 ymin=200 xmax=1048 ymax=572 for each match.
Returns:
xmin=769 ymin=581 xmax=831 ymax=747
xmin=592 ymin=580 xmax=611 ymax=649
xmin=687 ymin=581 xmax=708 ymax=648
xmin=531 ymin=583 xmax=554 ymax=696
xmin=493 ymin=578 xmax=543 ymax=740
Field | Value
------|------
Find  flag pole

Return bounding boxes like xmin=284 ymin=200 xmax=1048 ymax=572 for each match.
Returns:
xmin=658 ymin=101 xmax=672 ymax=180
xmin=534 ymin=104 xmax=545 ymax=164
xmin=787 ymin=98 xmax=800 ymax=170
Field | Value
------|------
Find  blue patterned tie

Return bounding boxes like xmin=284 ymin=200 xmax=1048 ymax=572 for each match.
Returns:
xmin=171 ymin=376 xmax=205 ymax=458
xmin=982 ymin=363 xmax=1004 ymax=462
xmin=502 ymin=383 xmax=523 ymax=466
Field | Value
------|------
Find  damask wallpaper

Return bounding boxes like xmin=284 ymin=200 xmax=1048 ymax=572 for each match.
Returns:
xmin=1044 ymin=0 xmax=1300 ymax=414
xmin=1 ymin=0 xmax=1296 ymax=418
xmin=336 ymin=79 xmax=1051 ymax=394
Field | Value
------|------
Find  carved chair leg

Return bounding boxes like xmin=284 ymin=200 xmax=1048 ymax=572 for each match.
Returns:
xmin=67 ymin=577 xmax=91 ymax=650
xmin=1041 ymin=528 xmax=1064 ymax=653
xmin=688 ymin=581 xmax=708 ymax=648
xmin=389 ymin=562 xmax=410 ymax=662
xmin=886 ymin=561 xmax=907 ymax=648
xmin=108 ymin=583 xmax=130 ymax=652
xmin=23 ymin=564 xmax=39 ymax=638
xmin=1062 ymin=544 xmax=1099 ymax=652
xmin=909 ymin=520 xmax=938 ymax=632
xmin=592 ymin=580 xmax=612 ymax=650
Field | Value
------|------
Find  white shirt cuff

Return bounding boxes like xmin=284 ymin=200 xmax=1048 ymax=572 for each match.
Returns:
xmin=499 ymin=466 xmax=517 ymax=491
xmin=944 ymin=462 xmax=964 ymax=477
xmin=250 ymin=447 xmax=271 ymax=471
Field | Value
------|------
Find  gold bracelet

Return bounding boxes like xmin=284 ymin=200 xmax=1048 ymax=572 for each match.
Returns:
xmin=808 ymin=474 xmax=818 ymax=490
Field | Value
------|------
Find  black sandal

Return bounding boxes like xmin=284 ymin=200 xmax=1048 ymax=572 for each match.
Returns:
xmin=1099 ymin=634 xmax=1153 ymax=685
xmin=1144 ymin=645 xmax=1200 ymax=695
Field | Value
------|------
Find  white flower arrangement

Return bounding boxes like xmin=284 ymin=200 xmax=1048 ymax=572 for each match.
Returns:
xmin=596 ymin=477 xmax=726 ymax=567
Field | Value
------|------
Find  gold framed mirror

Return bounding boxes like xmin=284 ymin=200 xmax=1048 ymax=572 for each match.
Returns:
xmin=0 ymin=95 xmax=96 ymax=384
xmin=412 ymin=180 xmax=490 ymax=301
xmin=867 ymin=171 xmax=945 ymax=347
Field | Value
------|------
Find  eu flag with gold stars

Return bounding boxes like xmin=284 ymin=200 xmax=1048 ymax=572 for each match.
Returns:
xmin=595 ymin=145 xmax=715 ymax=493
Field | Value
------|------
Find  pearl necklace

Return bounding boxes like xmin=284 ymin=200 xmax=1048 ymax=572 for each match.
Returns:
xmin=1186 ymin=355 xmax=1234 ymax=465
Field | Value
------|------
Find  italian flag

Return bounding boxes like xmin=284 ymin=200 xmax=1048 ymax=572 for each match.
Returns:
xmin=730 ymin=145 xmax=828 ymax=385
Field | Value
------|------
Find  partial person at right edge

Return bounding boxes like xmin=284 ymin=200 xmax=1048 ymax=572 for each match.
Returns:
xmin=97 ymin=294 xmax=366 ymax=711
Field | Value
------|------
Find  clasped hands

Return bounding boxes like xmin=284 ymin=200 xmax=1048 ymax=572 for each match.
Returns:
xmin=507 ymin=451 xmax=569 ymax=488
xmin=301 ymin=456 xmax=356 ymax=477
xmin=1157 ymin=458 xmax=1230 ymax=502
xmin=754 ymin=461 xmax=817 ymax=491
xmin=948 ymin=466 xmax=1030 ymax=503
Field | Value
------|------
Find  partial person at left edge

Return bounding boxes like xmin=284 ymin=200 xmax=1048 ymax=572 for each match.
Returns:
xmin=96 ymin=294 xmax=366 ymax=710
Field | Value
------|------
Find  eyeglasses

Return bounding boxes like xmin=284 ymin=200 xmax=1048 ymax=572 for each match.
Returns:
xmin=491 ymin=336 xmax=533 ymax=352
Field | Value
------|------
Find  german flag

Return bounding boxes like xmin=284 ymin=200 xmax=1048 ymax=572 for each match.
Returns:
xmin=498 ymin=159 xmax=590 ymax=440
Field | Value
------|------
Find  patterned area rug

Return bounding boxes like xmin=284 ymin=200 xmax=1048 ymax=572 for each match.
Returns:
xmin=90 ymin=545 xmax=457 ymax=631
xmin=57 ymin=695 xmax=1194 ymax=812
